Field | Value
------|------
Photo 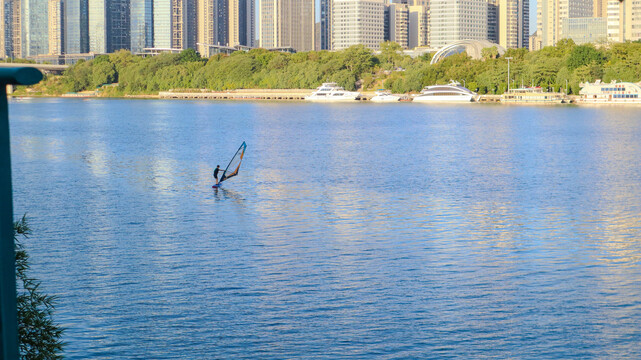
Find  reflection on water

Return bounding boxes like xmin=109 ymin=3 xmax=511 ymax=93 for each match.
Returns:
xmin=9 ymin=99 xmax=641 ymax=359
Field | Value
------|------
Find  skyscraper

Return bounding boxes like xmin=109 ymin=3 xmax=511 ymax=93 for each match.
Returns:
xmin=429 ymin=0 xmax=488 ymax=48
xmin=259 ymin=0 xmax=315 ymax=51
xmin=48 ymin=0 xmax=64 ymax=55
xmin=320 ymin=0 xmax=331 ymax=50
xmin=537 ymin=0 xmax=592 ymax=46
xmin=408 ymin=5 xmax=428 ymax=48
xmin=89 ymin=0 xmax=130 ymax=53
xmin=65 ymin=0 xmax=89 ymax=54
xmin=498 ymin=0 xmax=528 ymax=48
xmin=22 ymin=0 xmax=49 ymax=56
xmin=228 ymin=0 xmax=254 ymax=47
xmin=109 ymin=0 xmax=130 ymax=51
xmin=197 ymin=0 xmax=227 ymax=56
xmin=332 ymin=0 xmax=385 ymax=50
xmin=131 ymin=0 xmax=153 ymax=53
xmin=387 ymin=3 xmax=409 ymax=49
xmin=154 ymin=0 xmax=196 ymax=50
xmin=606 ymin=0 xmax=641 ymax=42
xmin=0 ymin=0 xmax=10 ymax=58
xmin=12 ymin=0 xmax=21 ymax=58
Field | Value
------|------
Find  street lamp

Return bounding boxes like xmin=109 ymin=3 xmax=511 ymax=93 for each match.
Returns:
xmin=505 ymin=57 xmax=513 ymax=92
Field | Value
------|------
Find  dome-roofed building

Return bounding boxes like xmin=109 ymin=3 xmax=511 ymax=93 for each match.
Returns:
xmin=430 ymin=40 xmax=506 ymax=65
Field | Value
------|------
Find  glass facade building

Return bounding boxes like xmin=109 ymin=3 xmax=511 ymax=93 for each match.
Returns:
xmin=22 ymin=0 xmax=49 ymax=56
xmin=89 ymin=0 xmax=107 ymax=52
xmin=131 ymin=0 xmax=154 ymax=53
xmin=109 ymin=0 xmax=130 ymax=52
xmin=65 ymin=0 xmax=89 ymax=54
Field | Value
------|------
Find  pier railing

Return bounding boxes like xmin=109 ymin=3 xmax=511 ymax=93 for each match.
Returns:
xmin=0 ymin=67 xmax=43 ymax=360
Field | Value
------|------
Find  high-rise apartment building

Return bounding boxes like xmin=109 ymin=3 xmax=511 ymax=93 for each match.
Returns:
xmin=387 ymin=3 xmax=409 ymax=48
xmin=154 ymin=0 xmax=196 ymax=50
xmin=48 ymin=0 xmax=64 ymax=55
xmin=429 ymin=0 xmax=488 ymax=48
xmin=332 ymin=0 xmax=385 ymax=50
xmin=0 ymin=0 xmax=10 ymax=58
xmin=22 ymin=0 xmax=49 ymax=56
xmin=228 ymin=0 xmax=254 ymax=47
xmin=593 ymin=0 xmax=607 ymax=17
xmin=607 ymin=0 xmax=641 ymax=42
xmin=259 ymin=0 xmax=315 ymax=51
xmin=408 ymin=5 xmax=428 ymax=48
xmin=131 ymin=0 xmax=154 ymax=53
xmin=12 ymin=0 xmax=21 ymax=58
xmin=320 ymin=0 xmax=331 ymax=50
xmin=65 ymin=0 xmax=89 ymax=54
xmin=498 ymin=0 xmax=528 ymax=48
xmin=537 ymin=0 xmax=592 ymax=46
xmin=197 ymin=0 xmax=227 ymax=56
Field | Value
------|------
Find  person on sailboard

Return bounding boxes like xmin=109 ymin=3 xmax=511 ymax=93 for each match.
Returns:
xmin=213 ymin=165 xmax=221 ymax=184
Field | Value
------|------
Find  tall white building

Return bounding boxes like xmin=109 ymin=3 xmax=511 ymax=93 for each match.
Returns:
xmin=229 ymin=0 xmax=255 ymax=47
xmin=408 ymin=5 xmax=428 ymax=48
xmin=429 ymin=0 xmax=488 ymax=48
xmin=387 ymin=3 xmax=409 ymax=49
xmin=48 ymin=0 xmax=64 ymax=55
xmin=197 ymin=0 xmax=228 ymax=56
xmin=498 ymin=0 xmax=529 ymax=48
xmin=537 ymin=0 xmax=592 ymax=46
xmin=332 ymin=0 xmax=385 ymax=50
xmin=259 ymin=0 xmax=315 ymax=51
xmin=606 ymin=0 xmax=641 ymax=42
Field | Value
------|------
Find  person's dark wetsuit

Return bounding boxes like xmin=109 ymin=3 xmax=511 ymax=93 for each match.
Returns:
xmin=213 ymin=165 xmax=221 ymax=184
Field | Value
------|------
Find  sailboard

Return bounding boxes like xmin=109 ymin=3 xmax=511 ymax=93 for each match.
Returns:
xmin=213 ymin=141 xmax=247 ymax=188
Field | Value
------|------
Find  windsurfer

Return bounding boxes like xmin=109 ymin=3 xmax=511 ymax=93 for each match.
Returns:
xmin=213 ymin=165 xmax=221 ymax=184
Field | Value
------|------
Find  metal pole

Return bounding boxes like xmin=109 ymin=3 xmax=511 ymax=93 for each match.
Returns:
xmin=0 ymin=67 xmax=42 ymax=360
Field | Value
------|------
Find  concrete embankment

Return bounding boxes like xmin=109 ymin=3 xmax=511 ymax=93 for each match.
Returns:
xmin=159 ymin=89 xmax=314 ymax=101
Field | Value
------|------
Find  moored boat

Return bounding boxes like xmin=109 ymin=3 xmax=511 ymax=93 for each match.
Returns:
xmin=370 ymin=90 xmax=401 ymax=102
xmin=578 ymin=80 xmax=641 ymax=104
xmin=305 ymin=83 xmax=360 ymax=102
xmin=501 ymin=87 xmax=565 ymax=104
xmin=412 ymin=81 xmax=478 ymax=103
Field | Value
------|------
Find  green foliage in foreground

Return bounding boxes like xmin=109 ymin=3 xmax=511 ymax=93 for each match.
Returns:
xmin=15 ymin=215 xmax=64 ymax=360
xmin=25 ymin=40 xmax=641 ymax=95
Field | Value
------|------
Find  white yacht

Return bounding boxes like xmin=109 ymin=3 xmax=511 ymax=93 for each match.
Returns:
xmin=578 ymin=80 xmax=641 ymax=104
xmin=412 ymin=81 xmax=478 ymax=103
xmin=370 ymin=90 xmax=401 ymax=102
xmin=305 ymin=83 xmax=360 ymax=102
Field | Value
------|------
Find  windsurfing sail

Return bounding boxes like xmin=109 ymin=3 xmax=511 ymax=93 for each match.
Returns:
xmin=219 ymin=142 xmax=247 ymax=184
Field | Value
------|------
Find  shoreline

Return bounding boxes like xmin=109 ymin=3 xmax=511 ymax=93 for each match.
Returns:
xmin=6 ymin=90 xmax=603 ymax=105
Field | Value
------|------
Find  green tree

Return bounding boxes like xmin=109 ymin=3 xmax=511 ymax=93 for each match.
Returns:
xmin=15 ymin=215 xmax=64 ymax=360
xmin=567 ymin=45 xmax=604 ymax=71
xmin=92 ymin=61 xmax=117 ymax=88
xmin=481 ymin=47 xmax=499 ymax=60
xmin=179 ymin=48 xmax=202 ymax=63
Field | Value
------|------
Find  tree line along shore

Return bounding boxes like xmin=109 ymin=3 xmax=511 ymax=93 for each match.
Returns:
xmin=10 ymin=40 xmax=641 ymax=97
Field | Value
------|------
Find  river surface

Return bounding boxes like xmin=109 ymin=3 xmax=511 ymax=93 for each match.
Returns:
xmin=9 ymin=98 xmax=641 ymax=359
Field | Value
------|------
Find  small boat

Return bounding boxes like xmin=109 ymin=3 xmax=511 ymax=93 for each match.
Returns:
xmin=305 ymin=83 xmax=360 ymax=102
xmin=370 ymin=90 xmax=400 ymax=102
xmin=412 ymin=80 xmax=478 ymax=103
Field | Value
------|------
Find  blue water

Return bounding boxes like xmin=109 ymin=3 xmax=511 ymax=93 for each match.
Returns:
xmin=10 ymin=99 xmax=641 ymax=359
